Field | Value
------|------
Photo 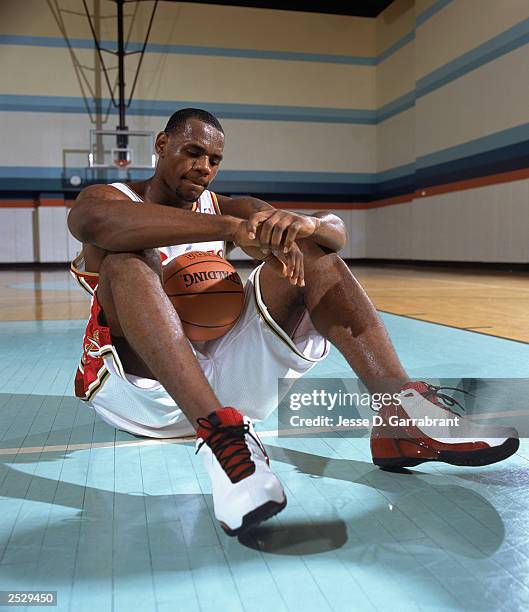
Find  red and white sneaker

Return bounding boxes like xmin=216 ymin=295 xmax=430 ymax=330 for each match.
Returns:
xmin=196 ymin=407 xmax=287 ymax=536
xmin=371 ymin=381 xmax=519 ymax=469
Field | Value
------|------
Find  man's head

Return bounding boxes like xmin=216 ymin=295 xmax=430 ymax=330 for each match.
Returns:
xmin=155 ymin=108 xmax=225 ymax=203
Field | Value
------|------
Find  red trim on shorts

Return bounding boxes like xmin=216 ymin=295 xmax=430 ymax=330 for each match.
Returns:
xmin=75 ymin=292 xmax=113 ymax=400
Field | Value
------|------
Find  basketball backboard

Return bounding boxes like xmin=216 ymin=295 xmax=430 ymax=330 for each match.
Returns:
xmin=88 ymin=129 xmax=156 ymax=170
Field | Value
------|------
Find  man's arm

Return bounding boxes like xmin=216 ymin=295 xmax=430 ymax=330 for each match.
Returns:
xmin=68 ymin=185 xmax=304 ymax=286
xmin=216 ymin=195 xmax=347 ymax=253
xmin=68 ymin=184 xmax=243 ymax=251
xmin=308 ymin=211 xmax=348 ymax=253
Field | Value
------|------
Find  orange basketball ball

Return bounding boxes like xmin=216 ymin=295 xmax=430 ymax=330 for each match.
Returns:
xmin=162 ymin=251 xmax=245 ymax=342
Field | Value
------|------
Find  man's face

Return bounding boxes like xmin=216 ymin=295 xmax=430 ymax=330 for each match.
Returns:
xmin=156 ymin=118 xmax=224 ymax=202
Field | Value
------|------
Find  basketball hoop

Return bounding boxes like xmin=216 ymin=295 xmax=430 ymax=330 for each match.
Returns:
xmin=112 ymin=147 xmax=132 ymax=169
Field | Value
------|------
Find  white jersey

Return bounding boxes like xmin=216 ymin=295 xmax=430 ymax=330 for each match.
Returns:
xmin=110 ymin=182 xmax=226 ymax=263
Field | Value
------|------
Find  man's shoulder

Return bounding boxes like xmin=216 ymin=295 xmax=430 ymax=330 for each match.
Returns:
xmin=76 ymin=182 xmax=143 ymax=204
xmin=76 ymin=182 xmax=130 ymax=202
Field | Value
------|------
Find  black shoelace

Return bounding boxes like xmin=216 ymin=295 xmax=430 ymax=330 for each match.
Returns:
xmin=196 ymin=417 xmax=263 ymax=483
xmin=419 ymin=383 xmax=474 ymax=416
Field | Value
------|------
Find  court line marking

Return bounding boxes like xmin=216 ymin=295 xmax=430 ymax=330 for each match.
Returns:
xmin=428 ymin=279 xmax=529 ymax=294
xmin=372 ymin=269 xmax=529 ymax=341
xmin=379 ymin=310 xmax=529 ymax=346
xmin=0 ymin=411 xmax=525 ymax=456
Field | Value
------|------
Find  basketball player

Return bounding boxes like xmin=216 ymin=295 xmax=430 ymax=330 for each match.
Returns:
xmin=68 ymin=108 xmax=519 ymax=536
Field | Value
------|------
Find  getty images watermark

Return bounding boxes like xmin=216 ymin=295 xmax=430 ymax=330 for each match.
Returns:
xmin=288 ymin=388 xmax=403 ymax=427
xmin=285 ymin=387 xmax=458 ymax=430
xmin=277 ymin=378 xmax=528 ymax=438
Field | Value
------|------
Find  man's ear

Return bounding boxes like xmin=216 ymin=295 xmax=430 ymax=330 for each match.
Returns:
xmin=155 ymin=131 xmax=168 ymax=157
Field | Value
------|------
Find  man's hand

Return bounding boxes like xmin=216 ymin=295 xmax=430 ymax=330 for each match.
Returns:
xmin=265 ymin=242 xmax=304 ymax=287
xmin=247 ymin=210 xmax=321 ymax=253
xmin=233 ymin=220 xmax=305 ymax=286
xmin=217 ymin=195 xmax=346 ymax=253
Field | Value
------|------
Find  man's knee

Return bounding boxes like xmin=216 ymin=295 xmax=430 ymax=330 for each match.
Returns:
xmin=96 ymin=250 xmax=162 ymax=335
xmin=298 ymin=238 xmax=343 ymax=270
xmin=99 ymin=249 xmax=162 ymax=283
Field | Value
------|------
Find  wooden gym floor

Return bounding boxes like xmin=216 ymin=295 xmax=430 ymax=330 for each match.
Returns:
xmin=1 ymin=262 xmax=528 ymax=343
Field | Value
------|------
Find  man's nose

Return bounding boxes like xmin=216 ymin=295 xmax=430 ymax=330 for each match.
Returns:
xmin=193 ymin=156 xmax=211 ymax=174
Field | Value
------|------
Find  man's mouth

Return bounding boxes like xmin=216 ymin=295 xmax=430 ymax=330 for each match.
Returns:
xmin=183 ymin=178 xmax=207 ymax=188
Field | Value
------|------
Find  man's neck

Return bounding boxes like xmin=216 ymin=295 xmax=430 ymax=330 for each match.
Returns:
xmin=142 ymin=177 xmax=197 ymax=210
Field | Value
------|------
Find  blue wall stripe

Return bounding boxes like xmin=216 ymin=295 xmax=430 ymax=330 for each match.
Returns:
xmin=0 ymin=91 xmax=414 ymax=125
xmin=0 ymin=35 xmax=89 ymax=49
xmin=417 ymin=122 xmax=529 ymax=169
xmin=0 ymin=174 xmax=374 ymax=197
xmin=417 ymin=13 xmax=529 ymax=99
xmin=213 ymin=180 xmax=373 ymax=196
xmin=0 ymin=94 xmax=377 ymax=124
xmin=0 ymin=0 xmax=457 ymax=69
xmin=416 ymin=140 xmax=529 ymax=188
xmin=0 ymin=166 xmax=372 ymax=183
xmin=2 ymin=107 xmax=529 ymax=173
xmin=420 ymin=145 xmax=524 ymax=183
xmin=3 ymin=141 xmax=528 ymax=197
xmin=0 ymin=1 xmax=453 ymax=68
xmin=0 ymin=92 xmax=413 ymax=125
xmin=376 ymin=163 xmax=416 ymax=183
xmin=381 ymin=17 xmax=529 ymax=121
xmin=213 ymin=170 xmax=373 ymax=184
xmin=0 ymin=167 xmax=80 ymax=179
xmin=4 ymin=115 xmax=529 ymax=184
xmin=416 ymin=0 xmax=453 ymax=27
xmin=373 ymin=143 xmax=529 ymax=197
xmin=5 ymin=11 xmax=527 ymax=126
xmin=145 ymin=43 xmax=376 ymax=65
xmin=0 ymin=0 xmax=516 ymax=132
xmin=377 ymin=31 xmax=415 ymax=63
xmin=0 ymin=34 xmax=373 ymax=64
xmin=0 ymin=33 xmax=415 ymax=67
xmin=1 ymin=139 xmax=529 ymax=197
xmin=376 ymin=91 xmax=416 ymax=123
xmin=0 ymin=34 xmax=376 ymax=66
xmin=373 ymin=0 xmax=450 ymax=60
xmin=2 ymin=134 xmax=528 ymax=195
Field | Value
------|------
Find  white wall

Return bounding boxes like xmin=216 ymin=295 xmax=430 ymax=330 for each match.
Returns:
xmin=0 ymin=208 xmax=36 ymax=263
xmin=366 ymin=180 xmax=529 ymax=262
xmin=37 ymin=207 xmax=82 ymax=263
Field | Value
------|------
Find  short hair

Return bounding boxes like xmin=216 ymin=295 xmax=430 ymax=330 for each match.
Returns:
xmin=164 ymin=108 xmax=224 ymax=135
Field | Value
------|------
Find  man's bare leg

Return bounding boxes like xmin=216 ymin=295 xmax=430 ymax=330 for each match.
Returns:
xmin=96 ymin=250 xmax=222 ymax=428
xmin=259 ymin=239 xmax=409 ymax=394
xmin=96 ymin=249 xmax=287 ymax=533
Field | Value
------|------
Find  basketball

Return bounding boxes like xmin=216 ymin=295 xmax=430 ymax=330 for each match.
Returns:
xmin=162 ymin=251 xmax=245 ymax=341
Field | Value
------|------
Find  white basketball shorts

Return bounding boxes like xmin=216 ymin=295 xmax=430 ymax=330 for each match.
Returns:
xmin=86 ymin=264 xmax=329 ymax=438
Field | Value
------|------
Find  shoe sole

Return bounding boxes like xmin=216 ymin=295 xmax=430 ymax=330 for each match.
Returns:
xmin=373 ymin=437 xmax=520 ymax=470
xmin=220 ymin=496 xmax=287 ymax=537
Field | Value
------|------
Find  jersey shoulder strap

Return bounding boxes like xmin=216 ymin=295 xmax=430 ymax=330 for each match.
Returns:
xmin=196 ymin=190 xmax=221 ymax=215
xmin=109 ymin=182 xmax=143 ymax=203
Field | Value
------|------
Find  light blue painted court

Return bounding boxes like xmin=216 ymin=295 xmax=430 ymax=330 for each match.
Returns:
xmin=0 ymin=297 xmax=528 ymax=612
